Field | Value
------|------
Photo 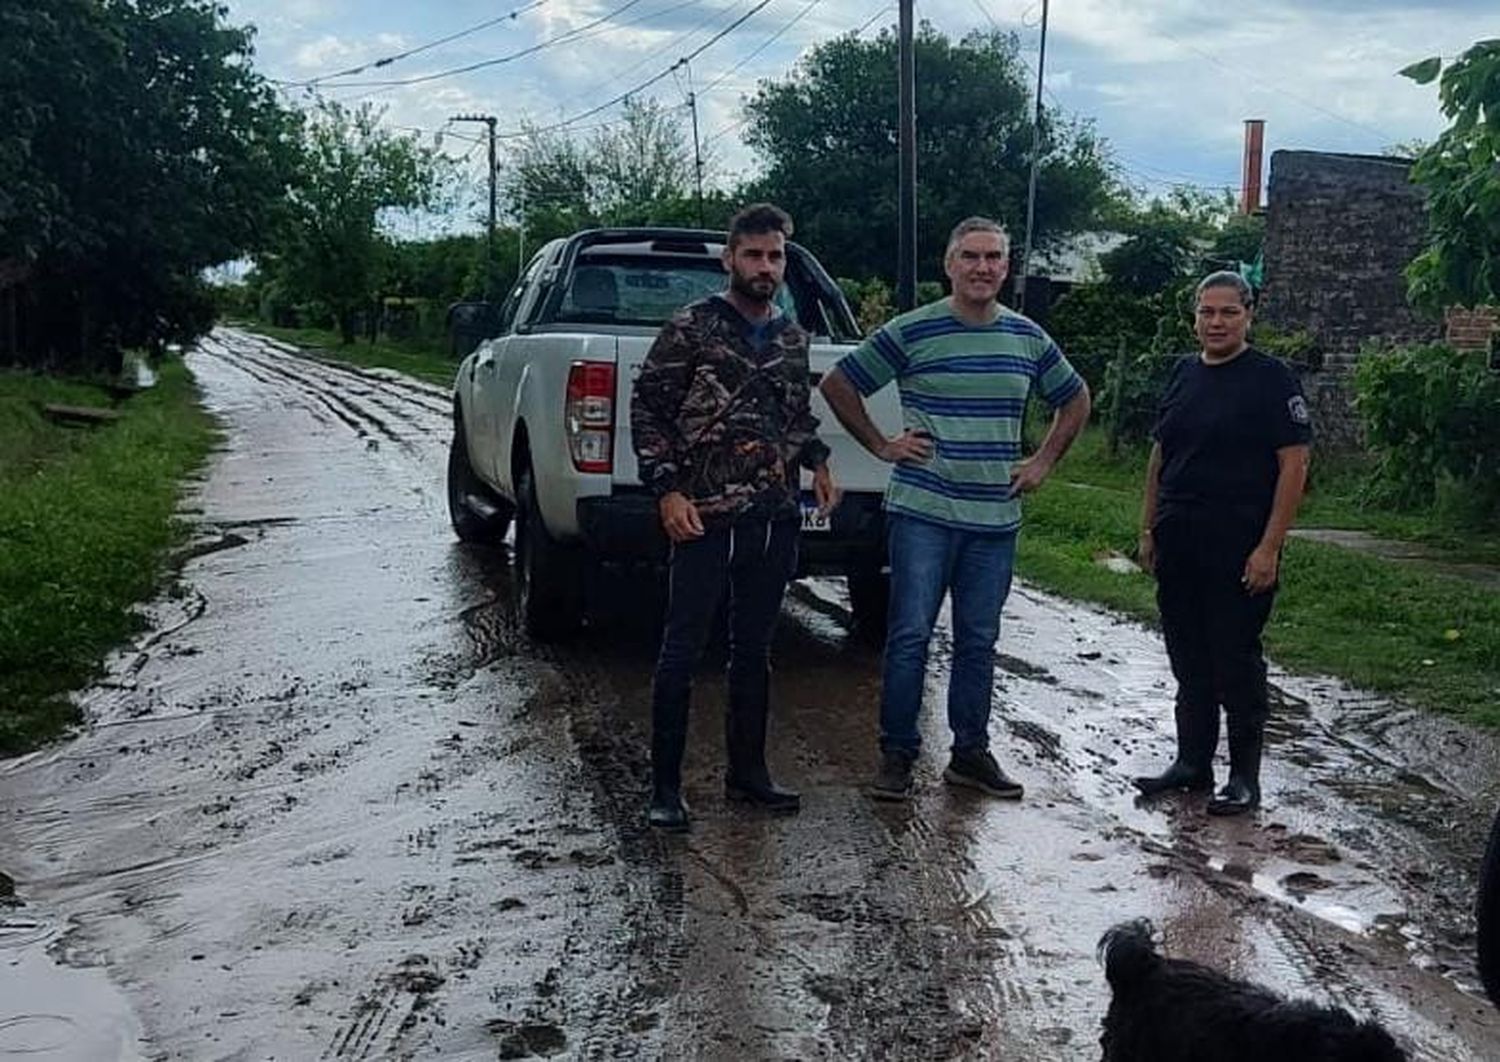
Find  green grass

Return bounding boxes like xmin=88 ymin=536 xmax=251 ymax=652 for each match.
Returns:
xmin=1020 ymin=426 xmax=1500 ymax=728
xmin=238 ymin=322 xmax=460 ymax=387
xmin=0 ymin=361 xmax=216 ymax=753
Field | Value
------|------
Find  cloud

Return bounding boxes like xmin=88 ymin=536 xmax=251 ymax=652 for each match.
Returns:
xmin=223 ymin=0 xmax=1481 ymax=224
xmin=293 ymin=35 xmax=358 ymax=69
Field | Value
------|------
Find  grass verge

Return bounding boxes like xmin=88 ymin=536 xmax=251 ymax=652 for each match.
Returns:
xmin=239 ymin=322 xmax=459 ymax=387
xmin=0 ymin=361 xmax=216 ymax=754
xmin=1021 ymin=427 xmax=1500 ymax=728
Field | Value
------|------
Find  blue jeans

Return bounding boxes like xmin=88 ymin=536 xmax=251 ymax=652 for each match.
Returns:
xmin=879 ymin=513 xmax=1017 ymax=759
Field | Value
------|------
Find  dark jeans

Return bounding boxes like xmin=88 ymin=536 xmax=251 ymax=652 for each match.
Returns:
xmin=879 ymin=513 xmax=1017 ymax=759
xmin=650 ymin=514 xmax=799 ymax=792
xmin=1154 ymin=508 xmax=1275 ymax=731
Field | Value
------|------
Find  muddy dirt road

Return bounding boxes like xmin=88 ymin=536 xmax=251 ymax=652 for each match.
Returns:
xmin=3 ymin=327 xmax=1500 ymax=1060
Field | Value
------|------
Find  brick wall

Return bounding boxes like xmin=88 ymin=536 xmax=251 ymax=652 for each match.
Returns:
xmin=1445 ymin=305 xmax=1499 ymax=353
xmin=1257 ymin=151 xmax=1443 ymax=448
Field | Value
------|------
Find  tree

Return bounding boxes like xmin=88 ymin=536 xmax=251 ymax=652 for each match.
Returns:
xmin=591 ymin=98 xmax=700 ymax=223
xmin=0 ymin=0 xmax=300 ymax=368
xmin=504 ymin=98 xmax=717 ymax=238
xmin=271 ymin=100 xmax=447 ymax=343
xmin=1097 ymin=189 xmax=1241 ymax=296
xmin=741 ymin=25 xmax=1119 ymax=284
xmin=1400 ymin=40 xmax=1500 ymax=311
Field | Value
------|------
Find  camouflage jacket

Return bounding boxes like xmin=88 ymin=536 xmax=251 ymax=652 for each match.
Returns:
xmin=630 ymin=295 xmax=830 ymax=523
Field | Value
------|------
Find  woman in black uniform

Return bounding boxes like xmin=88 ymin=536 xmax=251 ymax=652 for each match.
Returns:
xmin=1132 ymin=271 xmax=1311 ymax=816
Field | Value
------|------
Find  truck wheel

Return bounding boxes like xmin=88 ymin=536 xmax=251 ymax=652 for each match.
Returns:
xmin=847 ymin=564 xmax=889 ymax=645
xmin=1479 ymin=804 xmax=1500 ymax=1008
xmin=514 ymin=466 xmax=584 ymax=640
xmin=447 ymin=427 xmax=513 ymax=544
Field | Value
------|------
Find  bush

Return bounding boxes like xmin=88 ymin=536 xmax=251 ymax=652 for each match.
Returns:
xmin=1354 ymin=342 xmax=1500 ymax=519
xmin=1048 ymin=284 xmax=1159 ymax=390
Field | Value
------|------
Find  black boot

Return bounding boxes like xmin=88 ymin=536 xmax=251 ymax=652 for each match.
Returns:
xmin=1134 ymin=697 xmax=1218 ymax=798
xmin=1207 ymin=715 xmax=1263 ymax=817
xmin=648 ymin=689 xmax=691 ymax=832
xmin=648 ymin=787 xmax=690 ymax=831
xmin=725 ymin=665 xmax=799 ymax=814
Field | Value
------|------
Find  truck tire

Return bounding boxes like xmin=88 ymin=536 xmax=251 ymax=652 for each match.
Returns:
xmin=1479 ymin=804 xmax=1500 ymax=1008
xmin=847 ymin=564 xmax=889 ymax=645
xmin=514 ymin=466 xmax=584 ymax=641
xmin=447 ymin=426 xmax=514 ymax=544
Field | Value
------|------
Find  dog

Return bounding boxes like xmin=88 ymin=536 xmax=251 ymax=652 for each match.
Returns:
xmin=1097 ymin=919 xmax=1407 ymax=1061
xmin=1479 ymin=805 xmax=1500 ymax=1008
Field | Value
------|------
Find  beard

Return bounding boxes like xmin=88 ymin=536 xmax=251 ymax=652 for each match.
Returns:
xmin=729 ymin=267 xmax=777 ymax=304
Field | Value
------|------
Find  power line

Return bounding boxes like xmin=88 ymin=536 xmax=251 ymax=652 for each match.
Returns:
xmin=696 ymin=0 xmax=826 ymax=97
xmin=318 ymin=0 xmax=654 ymax=89
xmin=495 ymin=0 xmax=777 ymax=140
xmin=702 ymin=1 xmax=889 ymax=147
xmin=1152 ymin=26 xmax=1398 ymax=146
xmin=550 ymin=0 xmax=720 ymax=113
xmin=273 ymin=0 xmax=548 ymax=87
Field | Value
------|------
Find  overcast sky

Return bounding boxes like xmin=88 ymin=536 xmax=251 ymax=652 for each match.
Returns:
xmin=223 ymin=0 xmax=1490 ymax=232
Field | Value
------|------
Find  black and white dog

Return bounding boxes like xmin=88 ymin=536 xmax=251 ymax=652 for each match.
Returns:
xmin=1098 ymin=920 xmax=1407 ymax=1061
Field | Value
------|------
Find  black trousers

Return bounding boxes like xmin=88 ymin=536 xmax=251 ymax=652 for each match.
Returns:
xmin=650 ymin=514 xmax=799 ymax=792
xmin=1154 ymin=508 xmax=1275 ymax=733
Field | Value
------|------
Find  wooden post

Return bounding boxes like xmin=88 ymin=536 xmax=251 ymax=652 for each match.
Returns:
xmin=1107 ymin=336 xmax=1128 ymax=457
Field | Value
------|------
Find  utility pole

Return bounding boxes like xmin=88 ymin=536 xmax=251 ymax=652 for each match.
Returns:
xmin=686 ymin=63 xmax=706 ymax=228
xmin=688 ymin=91 xmax=706 ymax=228
xmin=451 ymin=113 xmax=498 ymax=298
xmin=1015 ymin=0 xmax=1048 ymax=314
xmin=897 ymin=0 xmax=917 ymax=311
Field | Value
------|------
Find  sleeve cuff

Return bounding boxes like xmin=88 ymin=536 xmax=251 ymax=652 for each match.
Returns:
xmin=800 ymin=439 xmax=831 ymax=470
xmin=645 ymin=464 xmax=681 ymax=498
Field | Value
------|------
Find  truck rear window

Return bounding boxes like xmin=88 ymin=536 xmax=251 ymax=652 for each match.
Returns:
xmin=554 ymin=255 xmax=795 ymax=328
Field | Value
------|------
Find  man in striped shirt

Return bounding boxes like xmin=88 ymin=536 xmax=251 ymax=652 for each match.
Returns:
xmin=820 ymin=217 xmax=1091 ymax=801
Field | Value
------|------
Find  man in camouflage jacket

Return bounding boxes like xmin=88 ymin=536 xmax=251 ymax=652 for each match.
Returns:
xmin=630 ymin=203 xmax=837 ymax=831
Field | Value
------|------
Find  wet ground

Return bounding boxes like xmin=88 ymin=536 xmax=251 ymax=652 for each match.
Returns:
xmin=3 ymin=326 xmax=1500 ymax=1060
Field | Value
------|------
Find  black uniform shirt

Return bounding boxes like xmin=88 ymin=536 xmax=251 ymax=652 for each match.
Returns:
xmin=1152 ymin=347 xmax=1312 ymax=525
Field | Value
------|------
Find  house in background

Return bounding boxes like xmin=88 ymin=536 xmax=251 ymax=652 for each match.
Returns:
xmin=1257 ymin=149 xmax=1498 ymax=448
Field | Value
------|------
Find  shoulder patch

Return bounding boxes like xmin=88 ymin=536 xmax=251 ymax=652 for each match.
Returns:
xmin=1287 ymin=395 xmax=1310 ymax=425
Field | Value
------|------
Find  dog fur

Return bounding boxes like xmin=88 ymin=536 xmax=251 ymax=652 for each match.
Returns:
xmin=1097 ymin=919 xmax=1407 ymax=1061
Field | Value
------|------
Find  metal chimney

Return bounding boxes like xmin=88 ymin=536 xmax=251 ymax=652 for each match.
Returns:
xmin=1241 ymin=119 xmax=1265 ymax=214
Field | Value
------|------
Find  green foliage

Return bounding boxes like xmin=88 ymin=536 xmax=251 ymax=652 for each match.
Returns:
xmin=1402 ymin=40 xmax=1500 ymax=311
xmin=505 ymin=98 xmax=723 ymax=239
xmin=0 ymin=361 xmax=216 ymax=752
xmin=1354 ymin=342 xmax=1500 ymax=519
xmin=1045 ymin=284 xmax=1158 ymax=387
xmin=1253 ymin=323 xmax=1320 ymax=371
xmin=837 ymin=277 xmax=895 ymax=335
xmin=0 ymin=0 xmax=299 ymax=368
xmin=742 ymin=25 xmax=1119 ymax=284
xmin=267 ymin=100 xmax=448 ymax=343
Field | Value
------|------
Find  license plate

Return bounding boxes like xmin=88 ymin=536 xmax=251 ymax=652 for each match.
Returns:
xmin=800 ymin=504 xmax=830 ymax=533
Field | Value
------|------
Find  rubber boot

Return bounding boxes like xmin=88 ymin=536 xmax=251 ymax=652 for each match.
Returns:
xmin=648 ymin=694 xmax=690 ymax=831
xmin=1207 ymin=715 xmax=1263 ymax=816
xmin=1134 ymin=696 xmax=1218 ymax=797
xmin=724 ymin=665 xmax=799 ymax=813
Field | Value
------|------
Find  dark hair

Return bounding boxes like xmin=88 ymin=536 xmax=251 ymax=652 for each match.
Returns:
xmin=1195 ymin=270 xmax=1254 ymax=308
xmin=728 ymin=202 xmax=793 ymax=249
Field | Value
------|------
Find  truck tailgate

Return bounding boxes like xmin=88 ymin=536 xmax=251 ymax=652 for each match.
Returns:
xmin=612 ymin=339 xmax=903 ymax=493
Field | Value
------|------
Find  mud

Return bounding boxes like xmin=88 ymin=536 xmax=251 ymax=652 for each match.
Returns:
xmin=2 ymin=326 xmax=1499 ymax=1059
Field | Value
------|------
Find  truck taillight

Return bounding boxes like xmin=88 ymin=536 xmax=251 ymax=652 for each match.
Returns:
xmin=565 ymin=360 xmax=615 ymax=474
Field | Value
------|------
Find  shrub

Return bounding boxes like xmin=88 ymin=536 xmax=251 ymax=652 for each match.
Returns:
xmin=1354 ymin=342 xmax=1500 ymax=520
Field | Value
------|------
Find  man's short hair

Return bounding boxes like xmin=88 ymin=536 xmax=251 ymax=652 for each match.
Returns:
xmin=946 ymin=216 xmax=1010 ymax=259
xmin=1195 ymin=270 xmax=1255 ymax=308
xmin=728 ymin=203 xmax=793 ymax=249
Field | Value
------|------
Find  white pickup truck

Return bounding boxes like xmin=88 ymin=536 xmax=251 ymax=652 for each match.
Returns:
xmin=446 ymin=227 xmax=902 ymax=640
